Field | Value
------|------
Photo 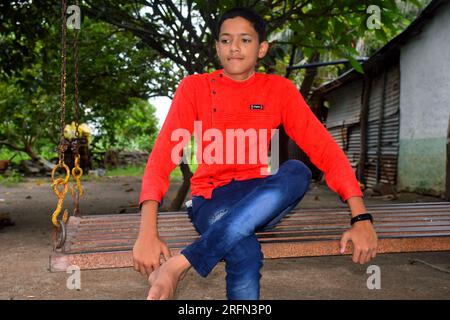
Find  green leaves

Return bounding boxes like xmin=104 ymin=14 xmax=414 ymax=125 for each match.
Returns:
xmin=347 ymin=55 xmax=364 ymax=74
xmin=0 ymin=6 xmax=168 ymax=159
xmin=0 ymin=0 xmax=429 ymax=159
xmin=268 ymin=0 xmax=423 ymax=80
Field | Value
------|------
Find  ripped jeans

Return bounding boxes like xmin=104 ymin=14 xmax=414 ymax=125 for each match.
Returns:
xmin=181 ymin=159 xmax=312 ymax=300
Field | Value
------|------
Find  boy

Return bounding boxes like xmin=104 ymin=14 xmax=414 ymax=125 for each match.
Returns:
xmin=133 ymin=7 xmax=378 ymax=300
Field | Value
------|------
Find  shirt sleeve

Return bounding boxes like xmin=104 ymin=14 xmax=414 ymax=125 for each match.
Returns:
xmin=280 ymin=79 xmax=363 ymax=202
xmin=139 ymin=76 xmax=197 ymax=208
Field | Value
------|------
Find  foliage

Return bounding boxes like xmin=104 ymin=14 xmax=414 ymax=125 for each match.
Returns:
xmin=0 ymin=5 xmax=166 ymax=160
xmin=0 ymin=169 xmax=24 ymax=186
xmin=104 ymin=164 xmax=145 ymax=177
xmin=0 ymin=0 xmax=429 ymax=164
xmin=93 ymin=98 xmax=159 ymax=152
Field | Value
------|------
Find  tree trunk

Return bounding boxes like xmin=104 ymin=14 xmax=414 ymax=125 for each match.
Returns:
xmin=283 ymin=51 xmax=321 ymax=173
xmin=24 ymin=142 xmax=40 ymax=161
xmin=170 ymin=154 xmax=193 ymax=211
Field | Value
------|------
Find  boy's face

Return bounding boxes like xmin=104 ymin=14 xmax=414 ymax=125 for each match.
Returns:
xmin=215 ymin=16 xmax=269 ymax=80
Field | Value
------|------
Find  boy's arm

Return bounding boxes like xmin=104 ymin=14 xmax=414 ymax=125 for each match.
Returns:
xmin=280 ymin=79 xmax=362 ymax=203
xmin=133 ymin=77 xmax=196 ymax=275
xmin=139 ymin=76 xmax=197 ymax=209
xmin=280 ymin=80 xmax=377 ymax=264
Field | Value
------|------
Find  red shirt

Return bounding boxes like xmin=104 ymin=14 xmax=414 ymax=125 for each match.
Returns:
xmin=139 ymin=69 xmax=362 ymax=207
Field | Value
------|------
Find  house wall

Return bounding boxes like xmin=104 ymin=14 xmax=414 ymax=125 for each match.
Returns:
xmin=365 ymin=64 xmax=400 ymax=189
xmin=324 ymin=63 xmax=401 ymax=190
xmin=325 ymin=80 xmax=362 ymax=170
xmin=398 ymin=2 xmax=450 ymax=195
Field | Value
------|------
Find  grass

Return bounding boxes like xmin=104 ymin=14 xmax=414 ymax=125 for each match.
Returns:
xmin=105 ymin=165 xmax=145 ymax=177
xmin=0 ymin=160 xmax=198 ymax=186
xmin=101 ymin=162 xmax=198 ymax=181
xmin=0 ymin=149 xmax=30 ymax=165
xmin=0 ymin=169 xmax=25 ymax=187
xmin=169 ymin=163 xmax=198 ymax=181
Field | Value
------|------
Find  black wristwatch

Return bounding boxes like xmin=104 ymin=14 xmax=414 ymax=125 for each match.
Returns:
xmin=351 ymin=213 xmax=373 ymax=226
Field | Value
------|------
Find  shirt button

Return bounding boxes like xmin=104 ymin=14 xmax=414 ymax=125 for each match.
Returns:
xmin=211 ymin=79 xmax=216 ymax=82
xmin=213 ymin=108 xmax=217 ymax=112
xmin=212 ymin=90 xmax=216 ymax=94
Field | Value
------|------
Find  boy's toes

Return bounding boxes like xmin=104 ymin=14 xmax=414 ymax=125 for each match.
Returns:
xmin=147 ymin=292 xmax=159 ymax=300
xmin=147 ymin=286 xmax=162 ymax=300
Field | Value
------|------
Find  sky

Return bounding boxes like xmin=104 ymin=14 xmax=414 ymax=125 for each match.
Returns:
xmin=149 ymin=96 xmax=172 ymax=128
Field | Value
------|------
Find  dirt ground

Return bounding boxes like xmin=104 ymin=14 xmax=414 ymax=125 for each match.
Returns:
xmin=0 ymin=176 xmax=449 ymax=300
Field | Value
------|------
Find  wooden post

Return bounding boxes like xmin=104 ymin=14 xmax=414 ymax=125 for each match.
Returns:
xmin=446 ymin=115 xmax=450 ymax=200
xmin=376 ymin=69 xmax=388 ymax=184
xmin=358 ymin=74 xmax=372 ymax=185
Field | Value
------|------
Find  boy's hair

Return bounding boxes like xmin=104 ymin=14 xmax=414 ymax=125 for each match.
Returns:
xmin=216 ymin=7 xmax=267 ymax=43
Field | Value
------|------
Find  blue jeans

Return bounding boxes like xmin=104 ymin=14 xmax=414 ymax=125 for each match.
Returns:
xmin=181 ymin=159 xmax=312 ymax=300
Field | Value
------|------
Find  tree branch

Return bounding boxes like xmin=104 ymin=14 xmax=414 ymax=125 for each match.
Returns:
xmin=83 ymin=2 xmax=189 ymax=69
xmin=0 ymin=140 xmax=24 ymax=152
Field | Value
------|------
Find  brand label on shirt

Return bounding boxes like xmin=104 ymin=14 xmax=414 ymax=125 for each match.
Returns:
xmin=250 ymin=104 xmax=264 ymax=110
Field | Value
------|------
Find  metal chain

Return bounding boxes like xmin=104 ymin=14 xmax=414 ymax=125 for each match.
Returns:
xmin=53 ymin=0 xmax=84 ymax=247
xmin=58 ymin=0 xmax=68 ymax=162
xmin=69 ymin=0 xmax=80 ymax=155
xmin=73 ymin=17 xmax=80 ymax=141
xmin=71 ymin=0 xmax=84 ymax=217
xmin=51 ymin=0 xmax=69 ymax=251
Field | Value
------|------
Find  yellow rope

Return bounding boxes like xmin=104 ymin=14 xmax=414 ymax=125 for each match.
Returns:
xmin=51 ymin=161 xmax=71 ymax=228
xmin=71 ymin=154 xmax=84 ymax=198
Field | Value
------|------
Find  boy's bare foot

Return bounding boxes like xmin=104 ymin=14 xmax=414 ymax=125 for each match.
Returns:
xmin=147 ymin=254 xmax=191 ymax=300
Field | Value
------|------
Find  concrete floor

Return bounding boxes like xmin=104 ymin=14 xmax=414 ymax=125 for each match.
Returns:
xmin=0 ymin=176 xmax=449 ymax=300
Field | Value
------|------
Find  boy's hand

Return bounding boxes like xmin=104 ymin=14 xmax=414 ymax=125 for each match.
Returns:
xmin=133 ymin=234 xmax=171 ymax=276
xmin=340 ymin=220 xmax=378 ymax=264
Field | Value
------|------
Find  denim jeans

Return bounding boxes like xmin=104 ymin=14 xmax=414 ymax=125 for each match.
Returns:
xmin=181 ymin=159 xmax=312 ymax=300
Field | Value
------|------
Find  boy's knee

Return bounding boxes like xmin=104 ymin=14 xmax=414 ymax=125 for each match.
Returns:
xmin=283 ymin=159 xmax=312 ymax=180
xmin=281 ymin=160 xmax=311 ymax=202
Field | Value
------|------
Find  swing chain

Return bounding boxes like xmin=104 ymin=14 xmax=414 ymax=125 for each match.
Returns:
xmin=70 ymin=0 xmax=84 ymax=217
xmin=70 ymin=153 xmax=84 ymax=217
xmin=50 ymin=160 xmax=70 ymax=250
xmin=52 ymin=0 xmax=85 ymax=249
xmin=57 ymin=0 xmax=68 ymax=164
xmin=51 ymin=0 xmax=69 ymax=250
xmin=51 ymin=161 xmax=70 ymax=227
xmin=73 ymin=11 xmax=80 ymax=140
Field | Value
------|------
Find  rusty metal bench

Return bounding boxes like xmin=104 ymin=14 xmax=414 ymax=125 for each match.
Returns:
xmin=49 ymin=202 xmax=450 ymax=272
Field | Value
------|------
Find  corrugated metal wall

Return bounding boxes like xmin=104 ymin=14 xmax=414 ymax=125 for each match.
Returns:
xmin=326 ymin=80 xmax=362 ymax=169
xmin=366 ymin=64 xmax=400 ymax=188
xmin=324 ymin=63 xmax=400 ymax=188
